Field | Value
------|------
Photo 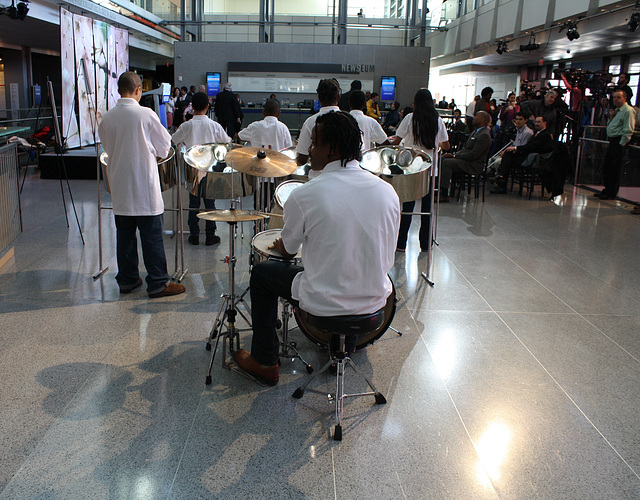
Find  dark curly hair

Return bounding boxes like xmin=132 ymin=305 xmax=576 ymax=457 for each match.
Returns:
xmin=314 ymin=111 xmax=362 ymax=165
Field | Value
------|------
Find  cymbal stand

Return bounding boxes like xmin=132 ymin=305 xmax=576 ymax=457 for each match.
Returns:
xmin=421 ymin=151 xmax=442 ymax=287
xmin=278 ymin=300 xmax=313 ymax=373
xmin=204 ymin=168 xmax=252 ymax=384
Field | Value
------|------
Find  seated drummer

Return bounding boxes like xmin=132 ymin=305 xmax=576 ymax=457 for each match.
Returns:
xmin=233 ymin=111 xmax=401 ymax=386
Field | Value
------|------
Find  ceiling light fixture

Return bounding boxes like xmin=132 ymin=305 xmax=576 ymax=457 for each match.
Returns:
xmin=520 ymin=35 xmax=540 ymax=52
xmin=0 ymin=0 xmax=28 ymax=20
xmin=559 ymin=21 xmax=580 ymax=41
xmin=496 ymin=40 xmax=509 ymax=55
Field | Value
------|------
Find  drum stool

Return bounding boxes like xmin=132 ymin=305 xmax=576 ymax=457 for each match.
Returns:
xmin=292 ymin=308 xmax=387 ymax=441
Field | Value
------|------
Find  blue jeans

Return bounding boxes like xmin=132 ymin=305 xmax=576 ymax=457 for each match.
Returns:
xmin=188 ymin=178 xmax=217 ymax=237
xmin=114 ymin=214 xmax=170 ymax=294
xmin=249 ymin=261 xmax=303 ymax=366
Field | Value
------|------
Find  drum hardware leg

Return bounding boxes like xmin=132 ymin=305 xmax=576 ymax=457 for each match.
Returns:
xmin=206 ymin=294 xmax=229 ymax=350
xmin=279 ymin=300 xmax=313 ymax=373
xmin=292 ymin=358 xmax=334 ymax=399
xmin=388 ymin=325 xmax=403 ymax=336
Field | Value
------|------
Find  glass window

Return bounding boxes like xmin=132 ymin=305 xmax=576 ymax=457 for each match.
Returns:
xmin=204 ymin=0 xmax=260 ymax=15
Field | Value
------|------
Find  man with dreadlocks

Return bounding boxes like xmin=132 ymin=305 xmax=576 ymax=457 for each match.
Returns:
xmin=233 ymin=111 xmax=400 ymax=386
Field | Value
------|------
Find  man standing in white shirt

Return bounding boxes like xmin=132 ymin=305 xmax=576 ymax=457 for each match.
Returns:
xmin=295 ymin=79 xmax=341 ymax=166
xmin=98 ymin=72 xmax=185 ymax=298
xmin=348 ymin=90 xmax=389 ymax=152
xmin=172 ymin=92 xmax=231 ymax=246
xmin=238 ymin=99 xmax=292 ymax=151
xmin=233 ymin=111 xmax=400 ymax=385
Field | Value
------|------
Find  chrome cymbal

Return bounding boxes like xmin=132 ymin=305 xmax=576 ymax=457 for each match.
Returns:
xmin=197 ymin=209 xmax=268 ymax=222
xmin=226 ymin=147 xmax=297 ymax=178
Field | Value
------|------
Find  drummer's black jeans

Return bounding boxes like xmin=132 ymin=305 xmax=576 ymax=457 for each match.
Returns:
xmin=250 ymin=261 xmax=303 ymax=366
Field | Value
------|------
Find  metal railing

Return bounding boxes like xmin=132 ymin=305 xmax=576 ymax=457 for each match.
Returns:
xmin=0 ymin=143 xmax=22 ymax=257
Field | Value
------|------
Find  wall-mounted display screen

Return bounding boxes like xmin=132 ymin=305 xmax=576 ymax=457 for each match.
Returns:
xmin=207 ymin=72 xmax=221 ymax=97
xmin=380 ymin=76 xmax=396 ymax=101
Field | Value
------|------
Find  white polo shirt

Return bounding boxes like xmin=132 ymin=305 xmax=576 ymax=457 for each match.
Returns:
xmin=172 ymin=115 xmax=231 ymax=183
xmin=237 ymin=115 xmax=292 ymax=151
xmin=395 ymin=113 xmax=449 ymax=175
xmin=281 ymin=159 xmax=400 ymax=316
xmin=98 ymin=98 xmax=172 ymax=216
xmin=350 ymin=109 xmax=389 ymax=152
xmin=296 ymin=106 xmax=340 ymax=156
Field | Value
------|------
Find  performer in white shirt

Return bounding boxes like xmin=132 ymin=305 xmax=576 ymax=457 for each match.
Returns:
xmin=391 ymin=88 xmax=450 ymax=252
xmin=233 ymin=111 xmax=400 ymax=385
xmin=238 ymin=99 xmax=292 ymax=151
xmin=348 ymin=90 xmax=389 ymax=152
xmin=98 ymin=72 xmax=185 ymax=298
xmin=172 ymin=92 xmax=231 ymax=246
xmin=295 ymin=78 xmax=341 ymax=166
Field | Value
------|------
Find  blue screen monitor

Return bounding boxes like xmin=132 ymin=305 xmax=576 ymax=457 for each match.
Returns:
xmin=380 ymin=76 xmax=396 ymax=101
xmin=207 ymin=72 xmax=221 ymax=97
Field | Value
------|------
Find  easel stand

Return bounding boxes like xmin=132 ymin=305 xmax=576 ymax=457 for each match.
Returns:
xmin=46 ymin=79 xmax=85 ymax=246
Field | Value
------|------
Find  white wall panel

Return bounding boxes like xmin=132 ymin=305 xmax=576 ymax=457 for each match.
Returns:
xmin=495 ymin=0 xmax=518 ymax=39
xmin=554 ymin=0 xmax=590 ymax=20
xmin=459 ymin=19 xmax=474 ymax=49
xmin=521 ymin=0 xmax=548 ymax=31
xmin=475 ymin=10 xmax=493 ymax=44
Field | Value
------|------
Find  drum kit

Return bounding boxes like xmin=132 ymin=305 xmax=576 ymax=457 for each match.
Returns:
xmin=176 ymin=142 xmax=428 ymax=384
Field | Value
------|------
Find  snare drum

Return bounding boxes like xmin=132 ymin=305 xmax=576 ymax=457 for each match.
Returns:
xmin=268 ymin=180 xmax=305 ymax=229
xmin=251 ymin=229 xmax=302 ymax=264
xmin=294 ymin=278 xmax=396 ymax=349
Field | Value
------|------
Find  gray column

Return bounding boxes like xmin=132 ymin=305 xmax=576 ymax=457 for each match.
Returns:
xmin=180 ymin=0 xmax=186 ymax=41
xmin=337 ymin=0 xmax=347 ymax=44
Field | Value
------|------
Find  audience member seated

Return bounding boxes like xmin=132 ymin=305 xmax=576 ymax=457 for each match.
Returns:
xmin=490 ymin=115 xmax=553 ymax=194
xmin=440 ymin=111 xmax=492 ymax=202
xmin=449 ymin=109 xmax=469 ymax=150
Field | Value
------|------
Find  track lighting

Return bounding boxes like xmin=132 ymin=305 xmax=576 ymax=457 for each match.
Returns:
xmin=629 ymin=12 xmax=640 ymax=32
xmin=520 ymin=36 xmax=540 ymax=52
xmin=496 ymin=41 xmax=509 ymax=55
xmin=560 ymin=21 xmax=580 ymax=41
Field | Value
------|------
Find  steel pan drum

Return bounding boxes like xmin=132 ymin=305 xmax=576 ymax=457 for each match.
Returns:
xmin=279 ymin=146 xmax=312 ymax=181
xmin=360 ymin=146 xmax=431 ymax=202
xmin=294 ymin=278 xmax=396 ymax=349
xmin=100 ymin=147 xmax=176 ymax=193
xmin=183 ymin=143 xmax=254 ymax=199
xmin=268 ymin=180 xmax=306 ymax=230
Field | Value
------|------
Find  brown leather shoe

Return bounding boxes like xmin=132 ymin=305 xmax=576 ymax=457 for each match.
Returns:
xmin=631 ymin=206 xmax=640 ymax=215
xmin=233 ymin=349 xmax=279 ymax=386
xmin=148 ymin=283 xmax=186 ymax=298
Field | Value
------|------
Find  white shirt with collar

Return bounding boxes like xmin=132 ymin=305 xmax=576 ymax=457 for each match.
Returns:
xmin=514 ymin=124 xmax=534 ymax=147
xmin=172 ymin=114 xmax=231 ymax=183
xmin=350 ymin=109 xmax=389 ymax=152
xmin=395 ymin=112 xmax=449 ymax=175
xmin=98 ymin=98 xmax=172 ymax=216
xmin=237 ymin=115 xmax=292 ymax=151
xmin=281 ymin=159 xmax=400 ymax=316
xmin=296 ymin=105 xmax=340 ymax=156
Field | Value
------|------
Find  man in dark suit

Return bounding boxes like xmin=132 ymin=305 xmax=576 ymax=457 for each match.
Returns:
xmin=338 ymin=80 xmax=361 ymax=112
xmin=440 ymin=111 xmax=492 ymax=202
xmin=214 ymin=82 xmax=243 ymax=138
xmin=490 ymin=115 xmax=554 ymax=194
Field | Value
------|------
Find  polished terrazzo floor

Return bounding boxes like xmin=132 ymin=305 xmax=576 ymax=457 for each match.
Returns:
xmin=1 ymin=170 xmax=639 ymax=499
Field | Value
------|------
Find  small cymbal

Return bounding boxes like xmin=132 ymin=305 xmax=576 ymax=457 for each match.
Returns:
xmin=226 ymin=147 xmax=297 ymax=178
xmin=197 ymin=209 xmax=267 ymax=222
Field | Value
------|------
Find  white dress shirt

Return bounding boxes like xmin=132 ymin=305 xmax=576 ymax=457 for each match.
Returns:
xmin=395 ymin=113 xmax=449 ymax=175
xmin=350 ymin=109 xmax=389 ymax=152
xmin=237 ymin=115 xmax=292 ymax=151
xmin=281 ymin=159 xmax=400 ymax=316
xmin=296 ymin=106 xmax=340 ymax=156
xmin=172 ymin=115 xmax=231 ymax=182
xmin=98 ymin=98 xmax=172 ymax=216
